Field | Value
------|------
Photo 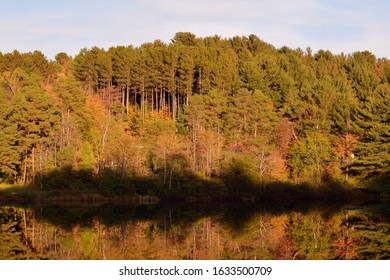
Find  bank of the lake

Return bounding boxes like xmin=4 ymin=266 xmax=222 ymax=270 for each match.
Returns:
xmin=0 ymin=181 xmax=383 ymax=206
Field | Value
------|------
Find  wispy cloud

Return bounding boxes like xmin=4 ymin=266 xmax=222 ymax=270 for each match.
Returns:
xmin=1 ymin=0 xmax=389 ymax=58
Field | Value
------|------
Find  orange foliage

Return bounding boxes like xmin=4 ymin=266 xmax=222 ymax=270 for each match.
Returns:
xmin=264 ymin=215 xmax=294 ymax=259
xmin=228 ymin=141 xmax=246 ymax=153
xmin=269 ymin=152 xmax=288 ymax=181
xmin=275 ymin=120 xmax=294 ymax=157
xmin=333 ymin=236 xmax=360 ymax=260
xmin=333 ymin=133 xmax=358 ymax=159
xmin=85 ymin=95 xmax=108 ymax=114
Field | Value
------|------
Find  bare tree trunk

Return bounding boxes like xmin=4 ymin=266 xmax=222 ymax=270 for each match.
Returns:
xmin=32 ymin=211 xmax=35 ymax=249
xmin=61 ymin=111 xmax=64 ymax=148
xmin=99 ymin=118 xmax=110 ymax=174
xmin=172 ymin=92 xmax=176 ymax=121
xmin=122 ymin=88 xmax=125 ymax=107
xmin=67 ymin=109 xmax=70 ymax=146
xmin=193 ymin=225 xmax=197 ymax=260
xmin=168 ymin=90 xmax=171 ymax=114
xmin=198 ymin=68 xmax=202 ymax=95
xmin=141 ymin=78 xmax=145 ymax=127
xmin=192 ymin=122 xmax=197 ymax=171
xmin=126 ymin=85 xmax=129 ymax=116
xmin=206 ymin=148 xmax=210 ymax=176
xmin=23 ymin=153 xmax=28 ymax=186
xmin=163 ymin=149 xmax=167 ymax=185
xmin=134 ymin=89 xmax=137 ymax=112
xmin=244 ymin=114 xmax=248 ymax=141
xmin=160 ymin=86 xmax=163 ymax=113
xmin=151 ymin=87 xmax=154 ymax=113
xmin=32 ymin=146 xmax=35 ymax=187
xmin=23 ymin=209 xmax=28 ymax=245
xmin=154 ymin=87 xmax=159 ymax=112
xmin=186 ymin=79 xmax=190 ymax=106
xmin=39 ymin=210 xmax=42 ymax=252
xmin=163 ymin=91 xmax=166 ymax=114
xmin=54 ymin=141 xmax=57 ymax=167
xmin=163 ymin=215 xmax=167 ymax=255
xmin=145 ymin=88 xmax=148 ymax=116
xmin=217 ymin=125 xmax=221 ymax=170
xmin=169 ymin=168 xmax=173 ymax=190
xmin=39 ymin=144 xmax=43 ymax=188
xmin=177 ymin=92 xmax=180 ymax=117
xmin=254 ymin=121 xmax=257 ymax=138
xmin=54 ymin=228 xmax=57 ymax=255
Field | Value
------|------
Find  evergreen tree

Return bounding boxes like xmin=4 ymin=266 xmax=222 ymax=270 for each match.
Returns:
xmin=9 ymin=74 xmax=59 ymax=183
xmin=1 ymin=34 xmax=389 ymax=190
xmin=0 ymin=88 xmax=20 ymax=181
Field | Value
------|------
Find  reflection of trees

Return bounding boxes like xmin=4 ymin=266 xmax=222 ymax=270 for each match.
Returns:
xmin=345 ymin=207 xmax=390 ymax=259
xmin=288 ymin=211 xmax=337 ymax=259
xmin=1 ymin=203 xmax=389 ymax=260
xmin=0 ymin=207 xmax=35 ymax=259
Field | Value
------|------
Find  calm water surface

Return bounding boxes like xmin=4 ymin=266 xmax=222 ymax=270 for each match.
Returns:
xmin=1 ymin=202 xmax=389 ymax=260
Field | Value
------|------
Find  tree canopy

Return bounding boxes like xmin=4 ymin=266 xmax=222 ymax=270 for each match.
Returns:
xmin=0 ymin=33 xmax=389 ymax=195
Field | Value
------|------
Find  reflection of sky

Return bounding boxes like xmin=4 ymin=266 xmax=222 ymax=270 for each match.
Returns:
xmin=1 ymin=0 xmax=389 ymax=59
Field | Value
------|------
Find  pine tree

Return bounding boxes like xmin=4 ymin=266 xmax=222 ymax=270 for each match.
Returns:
xmin=0 ymin=88 xmax=20 ymax=181
xmin=344 ymin=52 xmax=390 ymax=177
xmin=9 ymin=75 xmax=59 ymax=184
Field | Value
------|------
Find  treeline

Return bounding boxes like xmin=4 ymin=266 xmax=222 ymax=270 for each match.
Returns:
xmin=3 ymin=204 xmax=389 ymax=260
xmin=0 ymin=32 xmax=389 ymax=195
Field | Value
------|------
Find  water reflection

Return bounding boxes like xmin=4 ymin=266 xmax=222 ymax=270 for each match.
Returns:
xmin=0 ymin=202 xmax=389 ymax=260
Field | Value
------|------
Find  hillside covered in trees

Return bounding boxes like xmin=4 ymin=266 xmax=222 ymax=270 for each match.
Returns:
xmin=0 ymin=33 xmax=389 ymax=200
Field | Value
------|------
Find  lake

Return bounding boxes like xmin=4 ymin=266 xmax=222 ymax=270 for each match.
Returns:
xmin=0 ymin=201 xmax=389 ymax=260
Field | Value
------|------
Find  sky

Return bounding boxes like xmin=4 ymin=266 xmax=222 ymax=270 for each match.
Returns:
xmin=1 ymin=0 xmax=389 ymax=60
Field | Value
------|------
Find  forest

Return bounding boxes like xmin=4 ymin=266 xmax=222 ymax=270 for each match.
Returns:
xmin=0 ymin=32 xmax=389 ymax=201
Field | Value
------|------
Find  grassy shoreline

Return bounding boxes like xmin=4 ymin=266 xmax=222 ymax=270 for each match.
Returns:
xmin=0 ymin=184 xmax=159 ymax=205
xmin=0 ymin=182 xmax=384 ymax=206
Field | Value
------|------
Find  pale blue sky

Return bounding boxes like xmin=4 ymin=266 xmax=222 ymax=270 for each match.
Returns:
xmin=1 ymin=0 xmax=389 ymax=59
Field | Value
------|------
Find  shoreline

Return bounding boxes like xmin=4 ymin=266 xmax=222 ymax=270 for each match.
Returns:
xmin=0 ymin=186 xmax=385 ymax=206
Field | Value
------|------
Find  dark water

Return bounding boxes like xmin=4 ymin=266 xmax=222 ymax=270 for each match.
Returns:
xmin=0 ymin=201 xmax=389 ymax=260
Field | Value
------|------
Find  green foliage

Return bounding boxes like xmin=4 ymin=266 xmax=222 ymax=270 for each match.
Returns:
xmin=11 ymin=78 xmax=58 ymax=148
xmin=225 ymin=88 xmax=279 ymax=143
xmin=72 ymin=47 xmax=100 ymax=92
xmin=79 ymin=141 xmax=95 ymax=170
xmin=57 ymin=146 xmax=77 ymax=168
xmin=0 ymin=34 xmax=389 ymax=195
xmin=0 ymin=122 xmax=20 ymax=181
xmin=221 ymin=153 xmax=259 ymax=194
xmin=0 ymin=88 xmax=20 ymax=181
xmin=288 ymin=212 xmax=335 ymax=259
xmin=351 ymin=83 xmax=390 ymax=177
xmin=110 ymin=45 xmax=136 ymax=89
xmin=289 ymin=131 xmax=332 ymax=181
xmin=346 ymin=206 xmax=390 ymax=259
xmin=172 ymin=32 xmax=197 ymax=46
xmin=53 ymin=75 xmax=86 ymax=112
xmin=0 ymin=208 xmax=34 ymax=259
xmin=0 ymin=68 xmax=59 ymax=182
